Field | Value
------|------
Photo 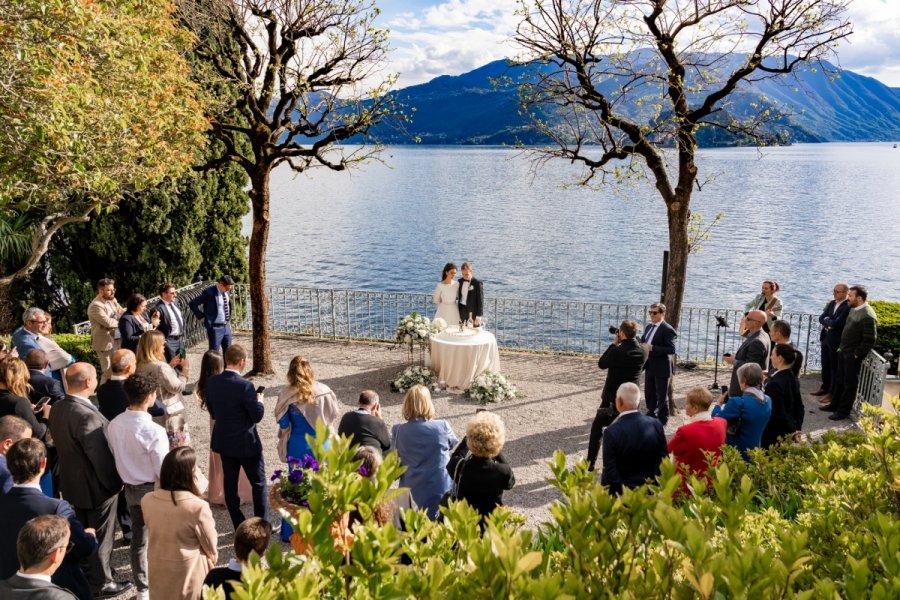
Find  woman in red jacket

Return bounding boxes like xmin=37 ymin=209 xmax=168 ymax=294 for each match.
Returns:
xmin=668 ymin=387 xmax=727 ymax=494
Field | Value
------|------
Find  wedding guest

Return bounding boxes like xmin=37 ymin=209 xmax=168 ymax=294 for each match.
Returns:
xmin=275 ymin=356 xmax=340 ymax=463
xmin=141 ymin=447 xmax=218 ymax=600
xmin=0 ymin=439 xmax=98 ymax=600
xmin=348 ymin=446 xmax=416 ymax=532
xmin=107 ymin=373 xmax=170 ymax=600
xmin=10 ymin=308 xmax=47 ymax=367
xmin=433 ymin=262 xmax=461 ymax=324
xmin=153 ymin=283 xmax=186 ymax=362
xmin=762 ymin=344 xmax=805 ymax=448
xmin=197 ymin=350 xmax=252 ymax=507
xmin=0 ymin=415 xmax=32 ymax=496
xmin=337 ymin=390 xmax=391 ymax=453
xmin=446 ymin=411 xmax=515 ymax=525
xmin=815 ymin=282 xmax=850 ymax=398
xmin=34 ymin=312 xmax=75 ymax=382
xmin=0 ymin=515 xmax=82 ymax=599
xmin=188 ymin=275 xmax=235 ymax=353
xmin=457 ymin=262 xmax=483 ymax=326
xmin=202 ymin=517 xmax=271 ymax=600
xmin=712 ymin=363 xmax=772 ymax=461
xmin=724 ymin=310 xmax=770 ymax=398
xmin=24 ymin=350 xmax=65 ymax=406
xmin=88 ymin=279 xmax=124 ymax=383
xmin=667 ymin=387 xmax=727 ymax=494
xmin=136 ymin=330 xmax=189 ymax=431
xmin=744 ymin=280 xmax=783 ymax=333
xmin=391 ymin=385 xmax=459 ymax=520
xmin=0 ymin=358 xmax=49 ymax=441
xmin=119 ymin=294 xmax=159 ymax=353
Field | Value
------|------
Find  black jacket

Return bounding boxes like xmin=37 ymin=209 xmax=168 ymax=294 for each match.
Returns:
xmin=337 ymin=409 xmax=391 ymax=453
xmin=446 ymin=438 xmax=515 ymax=521
xmin=27 ymin=369 xmax=65 ymax=406
xmin=598 ymin=339 xmax=649 ymax=408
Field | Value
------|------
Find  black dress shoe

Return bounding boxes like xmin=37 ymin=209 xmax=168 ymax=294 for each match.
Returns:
xmin=820 ymin=405 xmax=837 ymax=412
xmin=95 ymin=581 xmax=133 ymax=598
xmin=828 ymin=413 xmax=850 ymax=421
xmin=811 ymin=388 xmax=828 ymax=396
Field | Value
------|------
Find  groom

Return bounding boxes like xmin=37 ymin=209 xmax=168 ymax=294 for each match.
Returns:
xmin=457 ymin=261 xmax=483 ymax=326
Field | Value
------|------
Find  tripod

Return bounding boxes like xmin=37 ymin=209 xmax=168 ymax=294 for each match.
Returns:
xmin=710 ymin=315 xmax=729 ymax=390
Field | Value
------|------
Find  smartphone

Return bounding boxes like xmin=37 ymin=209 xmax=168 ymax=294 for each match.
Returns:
xmin=256 ymin=386 xmax=266 ymax=395
xmin=179 ymin=347 xmax=186 ymax=359
xmin=723 ymin=352 xmax=733 ymax=358
xmin=33 ymin=396 xmax=51 ymax=413
xmin=720 ymin=385 xmax=728 ymax=396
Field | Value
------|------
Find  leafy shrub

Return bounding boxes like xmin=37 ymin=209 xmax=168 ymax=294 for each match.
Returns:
xmin=51 ymin=334 xmax=99 ymax=371
xmin=871 ymin=300 xmax=900 ymax=360
xmin=208 ymin=411 xmax=900 ymax=599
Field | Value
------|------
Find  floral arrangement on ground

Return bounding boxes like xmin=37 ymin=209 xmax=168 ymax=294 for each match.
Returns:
xmin=269 ymin=454 xmax=320 ymax=510
xmin=464 ymin=371 xmax=519 ymax=404
xmin=395 ymin=312 xmax=438 ymax=348
xmin=391 ymin=365 xmax=437 ymax=393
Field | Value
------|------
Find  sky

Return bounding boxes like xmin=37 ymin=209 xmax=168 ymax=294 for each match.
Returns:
xmin=377 ymin=0 xmax=900 ymax=89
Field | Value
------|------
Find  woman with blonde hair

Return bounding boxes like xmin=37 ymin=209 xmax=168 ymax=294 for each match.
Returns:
xmin=136 ymin=330 xmax=190 ymax=434
xmin=274 ymin=355 xmax=340 ymax=463
xmin=391 ymin=385 xmax=459 ymax=520
xmin=0 ymin=357 xmax=48 ymax=440
xmin=446 ymin=410 xmax=515 ymax=524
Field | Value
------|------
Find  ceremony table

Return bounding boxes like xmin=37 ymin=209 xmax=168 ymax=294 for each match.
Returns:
xmin=430 ymin=328 xmax=501 ymax=389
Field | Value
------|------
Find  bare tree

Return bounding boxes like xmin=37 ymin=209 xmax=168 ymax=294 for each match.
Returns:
xmin=179 ymin=0 xmax=402 ymax=373
xmin=514 ymin=0 xmax=851 ymax=327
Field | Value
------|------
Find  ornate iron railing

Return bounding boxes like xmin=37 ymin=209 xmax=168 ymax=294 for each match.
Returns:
xmin=855 ymin=350 xmax=889 ymax=415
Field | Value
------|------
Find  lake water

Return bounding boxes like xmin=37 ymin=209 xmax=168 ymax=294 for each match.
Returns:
xmin=260 ymin=143 xmax=900 ymax=314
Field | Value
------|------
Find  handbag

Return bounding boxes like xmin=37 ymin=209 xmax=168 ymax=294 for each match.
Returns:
xmin=438 ymin=451 xmax=471 ymax=518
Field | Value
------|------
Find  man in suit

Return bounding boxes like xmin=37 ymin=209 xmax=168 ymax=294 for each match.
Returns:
xmin=0 ymin=440 xmax=98 ymax=600
xmin=457 ymin=262 xmax=484 ymax=326
xmin=600 ymin=382 xmax=668 ymax=496
xmin=11 ymin=308 xmax=51 ymax=375
xmin=815 ymin=282 xmax=850 ymax=400
xmin=724 ymin=309 xmax=770 ymax=398
xmin=1 ymin=416 xmax=32 ymax=496
xmin=202 ymin=517 xmax=271 ymax=599
xmin=87 ymin=279 xmax=124 ymax=383
xmin=641 ymin=303 xmax=677 ymax=426
xmin=189 ymin=275 xmax=235 ymax=352
xmin=585 ymin=319 xmax=649 ymax=471
xmin=154 ymin=282 xmax=186 ymax=362
xmin=24 ymin=350 xmax=65 ymax=406
xmin=0 ymin=515 xmax=82 ymax=599
xmin=204 ymin=344 xmax=268 ymax=529
xmin=48 ymin=363 xmax=131 ymax=597
xmin=822 ymin=284 xmax=878 ymax=421
xmin=338 ymin=390 xmax=391 ymax=453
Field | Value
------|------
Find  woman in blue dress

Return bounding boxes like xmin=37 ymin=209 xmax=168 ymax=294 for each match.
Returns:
xmin=391 ymin=385 xmax=459 ymax=520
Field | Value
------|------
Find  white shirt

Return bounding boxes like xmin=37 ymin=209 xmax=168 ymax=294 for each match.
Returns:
xmin=161 ymin=301 xmax=183 ymax=337
xmin=69 ymin=394 xmax=96 ymax=409
xmin=16 ymin=572 xmax=52 ymax=583
xmin=37 ymin=336 xmax=74 ymax=370
xmin=460 ymin=279 xmax=471 ymax=305
xmin=107 ymin=409 xmax=169 ymax=485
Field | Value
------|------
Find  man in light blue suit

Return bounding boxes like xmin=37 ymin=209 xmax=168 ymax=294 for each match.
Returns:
xmin=188 ymin=275 xmax=235 ymax=352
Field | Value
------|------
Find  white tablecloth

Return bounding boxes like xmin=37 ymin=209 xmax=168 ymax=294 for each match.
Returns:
xmin=430 ymin=329 xmax=501 ymax=389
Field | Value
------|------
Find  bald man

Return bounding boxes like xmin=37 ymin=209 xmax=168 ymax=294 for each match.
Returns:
xmin=48 ymin=363 xmax=130 ymax=597
xmin=724 ymin=309 xmax=770 ymax=398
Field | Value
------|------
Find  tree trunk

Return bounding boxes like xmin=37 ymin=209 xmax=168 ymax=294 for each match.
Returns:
xmin=0 ymin=283 xmax=18 ymax=333
xmin=663 ymin=196 xmax=691 ymax=331
xmin=247 ymin=167 xmax=274 ymax=375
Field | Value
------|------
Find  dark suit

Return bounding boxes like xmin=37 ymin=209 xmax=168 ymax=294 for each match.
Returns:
xmin=205 ymin=370 xmax=267 ymax=528
xmin=188 ymin=284 xmax=233 ymax=352
xmin=818 ymin=299 xmax=850 ymax=392
xmin=456 ymin=277 xmax=483 ymax=323
xmin=728 ymin=329 xmax=770 ymax=397
xmin=48 ymin=395 xmax=122 ymax=588
xmin=117 ymin=314 xmax=146 ymax=353
xmin=761 ymin=370 xmax=804 ymax=448
xmin=0 ymin=573 xmax=79 ymax=599
xmin=96 ymin=379 xmax=165 ymax=422
xmin=27 ymin=370 xmax=65 ymax=406
xmin=600 ymin=412 xmax=668 ymax=496
xmin=641 ymin=321 xmax=677 ymax=425
xmin=0 ymin=487 xmax=98 ymax=600
xmin=586 ymin=338 xmax=649 ymax=470
xmin=203 ymin=567 xmax=241 ymax=599
xmin=153 ymin=300 xmax=185 ymax=362
xmin=338 ymin=409 xmax=391 ymax=453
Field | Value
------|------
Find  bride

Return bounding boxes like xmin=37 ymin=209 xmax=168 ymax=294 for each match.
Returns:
xmin=433 ymin=263 xmax=461 ymax=324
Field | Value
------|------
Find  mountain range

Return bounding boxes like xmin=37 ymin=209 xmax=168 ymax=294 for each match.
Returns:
xmin=363 ymin=57 xmax=900 ymax=146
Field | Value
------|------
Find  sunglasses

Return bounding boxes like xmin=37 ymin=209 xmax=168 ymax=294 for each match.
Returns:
xmin=648 ymin=311 xmax=661 ymax=315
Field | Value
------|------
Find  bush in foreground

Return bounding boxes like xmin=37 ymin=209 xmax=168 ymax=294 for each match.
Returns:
xmin=209 ymin=411 xmax=900 ymax=598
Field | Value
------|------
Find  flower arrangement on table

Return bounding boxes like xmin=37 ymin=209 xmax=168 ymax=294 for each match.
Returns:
xmin=391 ymin=364 xmax=438 ymax=393
xmin=464 ymin=371 xmax=520 ymax=404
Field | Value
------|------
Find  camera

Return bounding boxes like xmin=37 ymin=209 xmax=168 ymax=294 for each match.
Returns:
xmin=608 ymin=326 xmax=619 ymax=335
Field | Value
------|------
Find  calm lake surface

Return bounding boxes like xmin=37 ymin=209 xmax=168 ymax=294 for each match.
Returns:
xmin=260 ymin=143 xmax=900 ymax=314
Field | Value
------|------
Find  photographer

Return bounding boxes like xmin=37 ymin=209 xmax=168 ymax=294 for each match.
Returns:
xmin=585 ymin=320 xmax=648 ymax=471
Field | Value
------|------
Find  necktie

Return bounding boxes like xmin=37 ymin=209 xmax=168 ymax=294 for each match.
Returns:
xmin=223 ymin=293 xmax=230 ymax=322
xmin=645 ymin=325 xmax=655 ymax=342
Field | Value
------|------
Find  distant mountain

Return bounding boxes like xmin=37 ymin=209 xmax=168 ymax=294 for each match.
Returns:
xmin=362 ymin=57 xmax=900 ymax=146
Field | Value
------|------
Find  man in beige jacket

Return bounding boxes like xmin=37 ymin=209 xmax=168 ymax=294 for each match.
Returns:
xmin=88 ymin=279 xmax=123 ymax=383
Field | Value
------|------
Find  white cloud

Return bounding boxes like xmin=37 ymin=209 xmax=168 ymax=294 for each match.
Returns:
xmin=837 ymin=0 xmax=900 ymax=86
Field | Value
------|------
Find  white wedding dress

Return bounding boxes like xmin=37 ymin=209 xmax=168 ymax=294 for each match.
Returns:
xmin=433 ymin=281 xmax=461 ymax=324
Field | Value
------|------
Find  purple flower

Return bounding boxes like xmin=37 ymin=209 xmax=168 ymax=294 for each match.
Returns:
xmin=358 ymin=465 xmax=369 ymax=477
xmin=302 ymin=455 xmax=319 ymax=471
xmin=286 ymin=455 xmax=298 ymax=465
xmin=300 ymin=499 xmax=309 ymax=507
xmin=288 ymin=471 xmax=301 ymax=484
xmin=270 ymin=469 xmax=282 ymax=482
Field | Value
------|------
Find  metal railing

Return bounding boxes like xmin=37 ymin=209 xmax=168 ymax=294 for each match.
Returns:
xmin=855 ymin=350 xmax=889 ymax=414
xmin=73 ymin=281 xmax=209 ymax=348
xmin=225 ymin=284 xmax=825 ymax=372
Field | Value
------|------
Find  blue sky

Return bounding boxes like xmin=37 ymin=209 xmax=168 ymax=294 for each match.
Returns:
xmin=376 ymin=0 xmax=900 ymax=89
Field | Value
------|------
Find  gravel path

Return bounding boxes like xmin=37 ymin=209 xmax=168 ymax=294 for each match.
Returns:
xmin=106 ymin=332 xmax=855 ymax=597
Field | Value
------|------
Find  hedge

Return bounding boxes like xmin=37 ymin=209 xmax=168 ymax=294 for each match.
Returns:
xmin=52 ymin=333 xmax=100 ymax=372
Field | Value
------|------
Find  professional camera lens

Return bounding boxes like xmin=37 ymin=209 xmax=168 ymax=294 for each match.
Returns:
xmin=608 ymin=326 xmax=619 ymax=335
